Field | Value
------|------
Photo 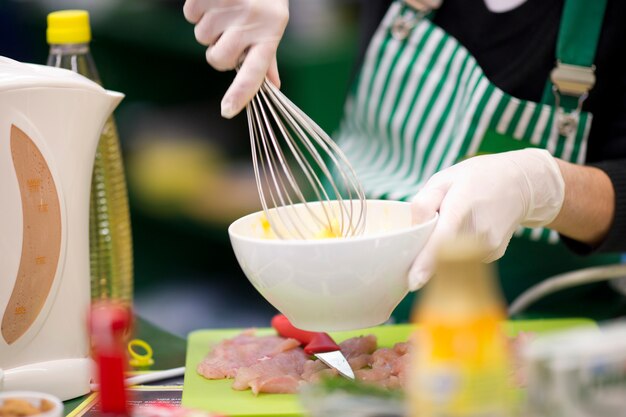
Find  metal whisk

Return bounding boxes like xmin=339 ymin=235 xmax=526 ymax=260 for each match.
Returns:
xmin=245 ymin=78 xmax=366 ymax=240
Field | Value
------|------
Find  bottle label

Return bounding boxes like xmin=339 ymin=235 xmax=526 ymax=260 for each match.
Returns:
xmin=410 ymin=317 xmax=513 ymax=416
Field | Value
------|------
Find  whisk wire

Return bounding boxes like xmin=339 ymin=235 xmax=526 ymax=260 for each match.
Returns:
xmin=264 ymin=82 xmax=366 ymax=236
xmin=261 ymin=85 xmax=341 ymax=234
xmin=250 ymin=96 xmax=300 ymax=239
xmin=258 ymin=88 xmax=335 ymax=233
xmin=255 ymin=91 xmax=323 ymax=239
xmin=251 ymin=95 xmax=312 ymax=239
xmin=246 ymin=77 xmax=367 ymax=239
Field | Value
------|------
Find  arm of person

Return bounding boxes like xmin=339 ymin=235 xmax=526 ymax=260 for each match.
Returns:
xmin=551 ymin=158 xmax=626 ymax=254
xmin=548 ymin=160 xmax=614 ymax=245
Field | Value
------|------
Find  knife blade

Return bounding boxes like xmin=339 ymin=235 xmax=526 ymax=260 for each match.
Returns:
xmin=271 ymin=314 xmax=355 ymax=380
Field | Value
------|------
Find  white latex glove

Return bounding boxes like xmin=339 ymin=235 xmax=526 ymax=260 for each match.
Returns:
xmin=183 ymin=0 xmax=289 ymax=118
xmin=408 ymin=148 xmax=565 ymax=290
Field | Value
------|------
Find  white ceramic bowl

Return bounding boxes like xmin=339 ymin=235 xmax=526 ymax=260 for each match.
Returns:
xmin=228 ymin=200 xmax=437 ymax=331
xmin=0 ymin=391 xmax=63 ymax=417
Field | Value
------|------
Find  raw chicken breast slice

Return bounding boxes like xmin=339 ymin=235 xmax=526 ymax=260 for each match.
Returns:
xmin=348 ymin=354 xmax=372 ymax=370
xmin=198 ymin=330 xmax=532 ymax=395
xmin=250 ymin=375 xmax=302 ymax=395
xmin=233 ymin=348 xmax=309 ymax=395
xmin=339 ymin=335 xmax=377 ymax=359
xmin=301 ymin=360 xmax=327 ymax=381
xmin=197 ymin=330 xmax=300 ymax=379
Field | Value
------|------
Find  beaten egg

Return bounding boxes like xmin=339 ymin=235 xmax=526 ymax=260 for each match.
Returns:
xmin=259 ymin=214 xmax=342 ymax=239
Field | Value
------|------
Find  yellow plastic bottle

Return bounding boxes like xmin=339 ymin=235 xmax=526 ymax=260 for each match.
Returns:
xmin=410 ymin=238 xmax=513 ymax=417
xmin=46 ymin=11 xmax=133 ymax=305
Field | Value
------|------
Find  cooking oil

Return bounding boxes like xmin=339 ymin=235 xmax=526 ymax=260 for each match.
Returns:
xmin=89 ymin=117 xmax=133 ymax=302
xmin=47 ymin=10 xmax=133 ymax=305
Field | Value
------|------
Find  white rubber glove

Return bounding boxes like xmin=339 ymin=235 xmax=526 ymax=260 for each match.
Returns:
xmin=409 ymin=148 xmax=565 ymax=290
xmin=183 ymin=0 xmax=289 ymax=118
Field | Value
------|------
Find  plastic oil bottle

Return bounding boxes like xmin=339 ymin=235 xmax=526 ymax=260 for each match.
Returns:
xmin=46 ymin=10 xmax=133 ymax=305
xmin=410 ymin=237 xmax=513 ymax=417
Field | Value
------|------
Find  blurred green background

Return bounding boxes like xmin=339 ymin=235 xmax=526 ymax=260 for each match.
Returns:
xmin=0 ymin=0 xmax=361 ymax=335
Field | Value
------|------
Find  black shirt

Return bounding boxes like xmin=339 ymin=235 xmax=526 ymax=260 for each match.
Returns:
xmin=357 ymin=0 xmax=626 ymax=254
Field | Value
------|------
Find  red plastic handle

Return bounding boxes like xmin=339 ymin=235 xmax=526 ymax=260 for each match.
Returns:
xmin=271 ymin=314 xmax=340 ymax=355
xmin=88 ymin=301 xmax=133 ymax=416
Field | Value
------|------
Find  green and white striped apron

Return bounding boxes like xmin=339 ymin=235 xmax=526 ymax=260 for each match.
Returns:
xmin=335 ymin=0 xmax=623 ymax=318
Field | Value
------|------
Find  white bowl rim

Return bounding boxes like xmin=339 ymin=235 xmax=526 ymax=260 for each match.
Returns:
xmin=0 ymin=391 xmax=63 ymax=417
xmin=228 ymin=200 xmax=438 ymax=246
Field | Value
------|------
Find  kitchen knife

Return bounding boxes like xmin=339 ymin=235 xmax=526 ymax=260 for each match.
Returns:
xmin=271 ymin=314 xmax=355 ymax=380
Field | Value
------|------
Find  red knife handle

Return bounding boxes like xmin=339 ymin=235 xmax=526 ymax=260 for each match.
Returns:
xmin=271 ymin=314 xmax=340 ymax=355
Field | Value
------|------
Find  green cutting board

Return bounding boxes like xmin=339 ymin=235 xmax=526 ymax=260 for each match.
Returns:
xmin=182 ymin=319 xmax=594 ymax=417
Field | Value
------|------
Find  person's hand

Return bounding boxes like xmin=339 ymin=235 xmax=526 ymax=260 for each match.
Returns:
xmin=183 ymin=0 xmax=289 ymax=118
xmin=408 ymin=148 xmax=565 ymax=290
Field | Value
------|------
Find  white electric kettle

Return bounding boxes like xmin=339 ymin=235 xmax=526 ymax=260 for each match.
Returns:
xmin=0 ymin=56 xmax=123 ymax=400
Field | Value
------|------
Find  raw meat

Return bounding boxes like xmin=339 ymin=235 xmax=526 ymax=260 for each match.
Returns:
xmin=197 ymin=330 xmax=530 ymax=395
xmin=197 ymin=331 xmax=384 ymax=394
xmin=339 ymin=335 xmax=377 ymax=358
xmin=300 ymin=336 xmax=410 ymax=388
xmin=302 ymin=358 xmax=336 ymax=382
xmin=197 ymin=330 xmax=300 ymax=379
xmin=354 ymin=342 xmax=411 ymax=389
xmin=232 ymin=348 xmax=309 ymax=395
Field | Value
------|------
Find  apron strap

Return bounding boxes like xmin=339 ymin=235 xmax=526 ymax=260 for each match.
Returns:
xmin=542 ymin=0 xmax=608 ymax=111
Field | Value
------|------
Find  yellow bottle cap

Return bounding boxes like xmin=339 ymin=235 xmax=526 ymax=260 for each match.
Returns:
xmin=128 ymin=338 xmax=155 ymax=368
xmin=47 ymin=10 xmax=91 ymax=45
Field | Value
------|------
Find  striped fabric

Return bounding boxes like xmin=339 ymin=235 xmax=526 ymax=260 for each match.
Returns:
xmin=335 ymin=2 xmax=592 ymax=243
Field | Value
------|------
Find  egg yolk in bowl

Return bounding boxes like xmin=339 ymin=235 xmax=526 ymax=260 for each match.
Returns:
xmin=259 ymin=214 xmax=342 ymax=240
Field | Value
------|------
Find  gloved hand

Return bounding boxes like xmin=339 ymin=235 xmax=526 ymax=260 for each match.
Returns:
xmin=408 ymin=148 xmax=565 ymax=290
xmin=183 ymin=0 xmax=289 ymax=118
